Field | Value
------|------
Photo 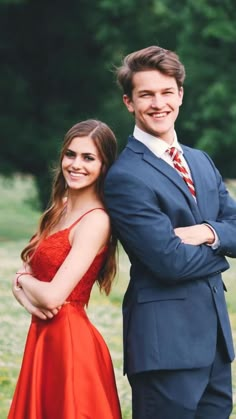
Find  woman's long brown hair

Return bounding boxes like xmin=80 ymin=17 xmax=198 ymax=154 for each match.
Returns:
xmin=21 ymin=119 xmax=117 ymax=295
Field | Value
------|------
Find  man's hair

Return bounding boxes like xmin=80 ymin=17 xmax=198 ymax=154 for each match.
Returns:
xmin=116 ymin=45 xmax=186 ymax=97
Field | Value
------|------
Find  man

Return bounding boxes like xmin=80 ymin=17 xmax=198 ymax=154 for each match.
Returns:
xmin=104 ymin=46 xmax=236 ymax=418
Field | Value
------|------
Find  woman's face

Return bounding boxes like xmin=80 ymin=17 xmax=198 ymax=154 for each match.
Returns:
xmin=62 ymin=136 xmax=103 ymax=192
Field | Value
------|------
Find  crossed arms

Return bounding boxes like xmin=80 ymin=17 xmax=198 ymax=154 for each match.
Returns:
xmin=12 ymin=210 xmax=110 ymax=318
xmin=104 ymin=166 xmax=236 ymax=282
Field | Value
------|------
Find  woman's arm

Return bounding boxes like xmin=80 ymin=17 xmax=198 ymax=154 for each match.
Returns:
xmin=12 ymin=280 xmax=58 ymax=319
xmin=13 ymin=265 xmax=61 ymax=319
xmin=18 ymin=211 xmax=110 ymax=310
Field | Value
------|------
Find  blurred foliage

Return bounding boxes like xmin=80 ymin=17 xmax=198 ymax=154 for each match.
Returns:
xmin=0 ymin=0 xmax=235 ymax=208
xmin=176 ymin=0 xmax=236 ymax=176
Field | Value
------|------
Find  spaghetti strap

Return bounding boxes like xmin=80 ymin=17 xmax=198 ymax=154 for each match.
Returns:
xmin=68 ymin=207 xmax=106 ymax=231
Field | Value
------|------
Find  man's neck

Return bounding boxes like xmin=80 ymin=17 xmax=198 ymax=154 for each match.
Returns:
xmin=133 ymin=125 xmax=176 ymax=146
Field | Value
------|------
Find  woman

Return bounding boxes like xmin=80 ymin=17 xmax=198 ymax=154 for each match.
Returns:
xmin=8 ymin=119 xmax=121 ymax=419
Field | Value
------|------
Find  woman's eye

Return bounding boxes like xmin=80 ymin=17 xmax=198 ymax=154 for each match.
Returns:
xmin=65 ymin=150 xmax=75 ymax=158
xmin=84 ymin=155 xmax=95 ymax=161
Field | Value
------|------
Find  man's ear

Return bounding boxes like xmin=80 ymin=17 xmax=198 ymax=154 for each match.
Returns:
xmin=179 ymin=86 xmax=184 ymax=106
xmin=123 ymin=94 xmax=135 ymax=113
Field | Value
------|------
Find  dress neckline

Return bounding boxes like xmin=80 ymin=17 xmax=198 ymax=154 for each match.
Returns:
xmin=43 ymin=229 xmax=108 ymax=257
xmin=46 ymin=207 xmax=106 ymax=240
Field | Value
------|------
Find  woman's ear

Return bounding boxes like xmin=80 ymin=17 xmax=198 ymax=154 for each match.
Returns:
xmin=101 ymin=163 xmax=106 ymax=175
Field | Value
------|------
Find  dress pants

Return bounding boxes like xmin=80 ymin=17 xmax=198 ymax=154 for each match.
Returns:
xmin=128 ymin=334 xmax=232 ymax=419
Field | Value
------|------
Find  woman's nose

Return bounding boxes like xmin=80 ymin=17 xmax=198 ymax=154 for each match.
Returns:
xmin=71 ymin=156 xmax=82 ymax=169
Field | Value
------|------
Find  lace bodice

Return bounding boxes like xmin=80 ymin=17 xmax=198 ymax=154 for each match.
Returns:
xmin=30 ymin=221 xmax=108 ymax=306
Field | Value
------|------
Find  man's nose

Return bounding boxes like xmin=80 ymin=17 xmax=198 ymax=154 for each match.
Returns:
xmin=151 ymin=95 xmax=164 ymax=108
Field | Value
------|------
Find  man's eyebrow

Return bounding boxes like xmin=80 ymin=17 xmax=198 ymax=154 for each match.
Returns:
xmin=136 ymin=89 xmax=153 ymax=95
xmin=160 ymin=86 xmax=176 ymax=91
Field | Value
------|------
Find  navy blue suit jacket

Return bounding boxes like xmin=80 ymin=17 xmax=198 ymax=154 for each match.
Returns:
xmin=104 ymin=136 xmax=236 ymax=376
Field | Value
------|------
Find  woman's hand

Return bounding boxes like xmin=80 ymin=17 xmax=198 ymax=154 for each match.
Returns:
xmin=12 ymin=274 xmax=61 ymax=320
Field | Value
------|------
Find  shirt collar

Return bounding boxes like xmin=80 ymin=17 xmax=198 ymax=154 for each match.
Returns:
xmin=133 ymin=125 xmax=183 ymax=157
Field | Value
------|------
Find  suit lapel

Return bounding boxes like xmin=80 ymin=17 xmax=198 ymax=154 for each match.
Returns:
xmin=143 ymin=152 xmax=203 ymax=221
xmin=127 ymin=137 xmax=203 ymax=223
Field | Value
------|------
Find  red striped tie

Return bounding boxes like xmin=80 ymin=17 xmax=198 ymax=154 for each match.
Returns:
xmin=167 ymin=147 xmax=196 ymax=198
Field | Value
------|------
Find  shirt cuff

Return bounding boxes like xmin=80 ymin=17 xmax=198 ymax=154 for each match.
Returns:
xmin=204 ymin=223 xmax=220 ymax=250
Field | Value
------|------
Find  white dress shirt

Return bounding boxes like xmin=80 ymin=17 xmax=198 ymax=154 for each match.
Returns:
xmin=133 ymin=125 xmax=193 ymax=180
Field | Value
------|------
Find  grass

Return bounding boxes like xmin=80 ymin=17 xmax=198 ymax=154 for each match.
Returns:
xmin=0 ymin=175 xmax=236 ymax=418
xmin=0 ymin=175 xmax=40 ymax=241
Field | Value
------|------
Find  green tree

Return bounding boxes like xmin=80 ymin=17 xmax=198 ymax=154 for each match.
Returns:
xmin=1 ymin=0 xmax=235 ymax=208
xmin=177 ymin=0 xmax=236 ymax=176
xmin=0 ymin=0 xmax=121 ymax=207
xmin=0 ymin=0 xmax=180 ymax=207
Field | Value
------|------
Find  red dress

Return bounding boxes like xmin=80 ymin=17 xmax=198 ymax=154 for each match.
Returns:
xmin=8 ymin=211 xmax=122 ymax=419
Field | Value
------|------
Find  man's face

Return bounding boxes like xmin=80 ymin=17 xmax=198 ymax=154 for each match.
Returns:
xmin=123 ymin=70 xmax=183 ymax=144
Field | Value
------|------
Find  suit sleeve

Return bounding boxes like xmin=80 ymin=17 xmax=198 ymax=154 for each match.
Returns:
xmin=104 ymin=171 xmax=229 ymax=283
xmin=202 ymin=152 xmax=236 ymax=258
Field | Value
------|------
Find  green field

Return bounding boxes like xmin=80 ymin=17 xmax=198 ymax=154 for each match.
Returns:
xmin=0 ymin=175 xmax=235 ymax=418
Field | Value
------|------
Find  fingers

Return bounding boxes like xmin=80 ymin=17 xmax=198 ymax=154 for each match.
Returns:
xmin=39 ymin=307 xmax=62 ymax=319
xmin=40 ymin=310 xmax=54 ymax=319
xmin=50 ymin=307 xmax=61 ymax=316
xmin=31 ymin=308 xmax=54 ymax=320
xmin=32 ymin=309 xmax=48 ymax=320
xmin=18 ymin=298 xmax=62 ymax=320
xmin=12 ymin=288 xmax=62 ymax=320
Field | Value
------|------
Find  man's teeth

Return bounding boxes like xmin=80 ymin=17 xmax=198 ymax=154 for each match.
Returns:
xmin=152 ymin=112 xmax=167 ymax=118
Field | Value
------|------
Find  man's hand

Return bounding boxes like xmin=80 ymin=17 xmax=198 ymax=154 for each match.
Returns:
xmin=174 ymin=224 xmax=215 ymax=246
